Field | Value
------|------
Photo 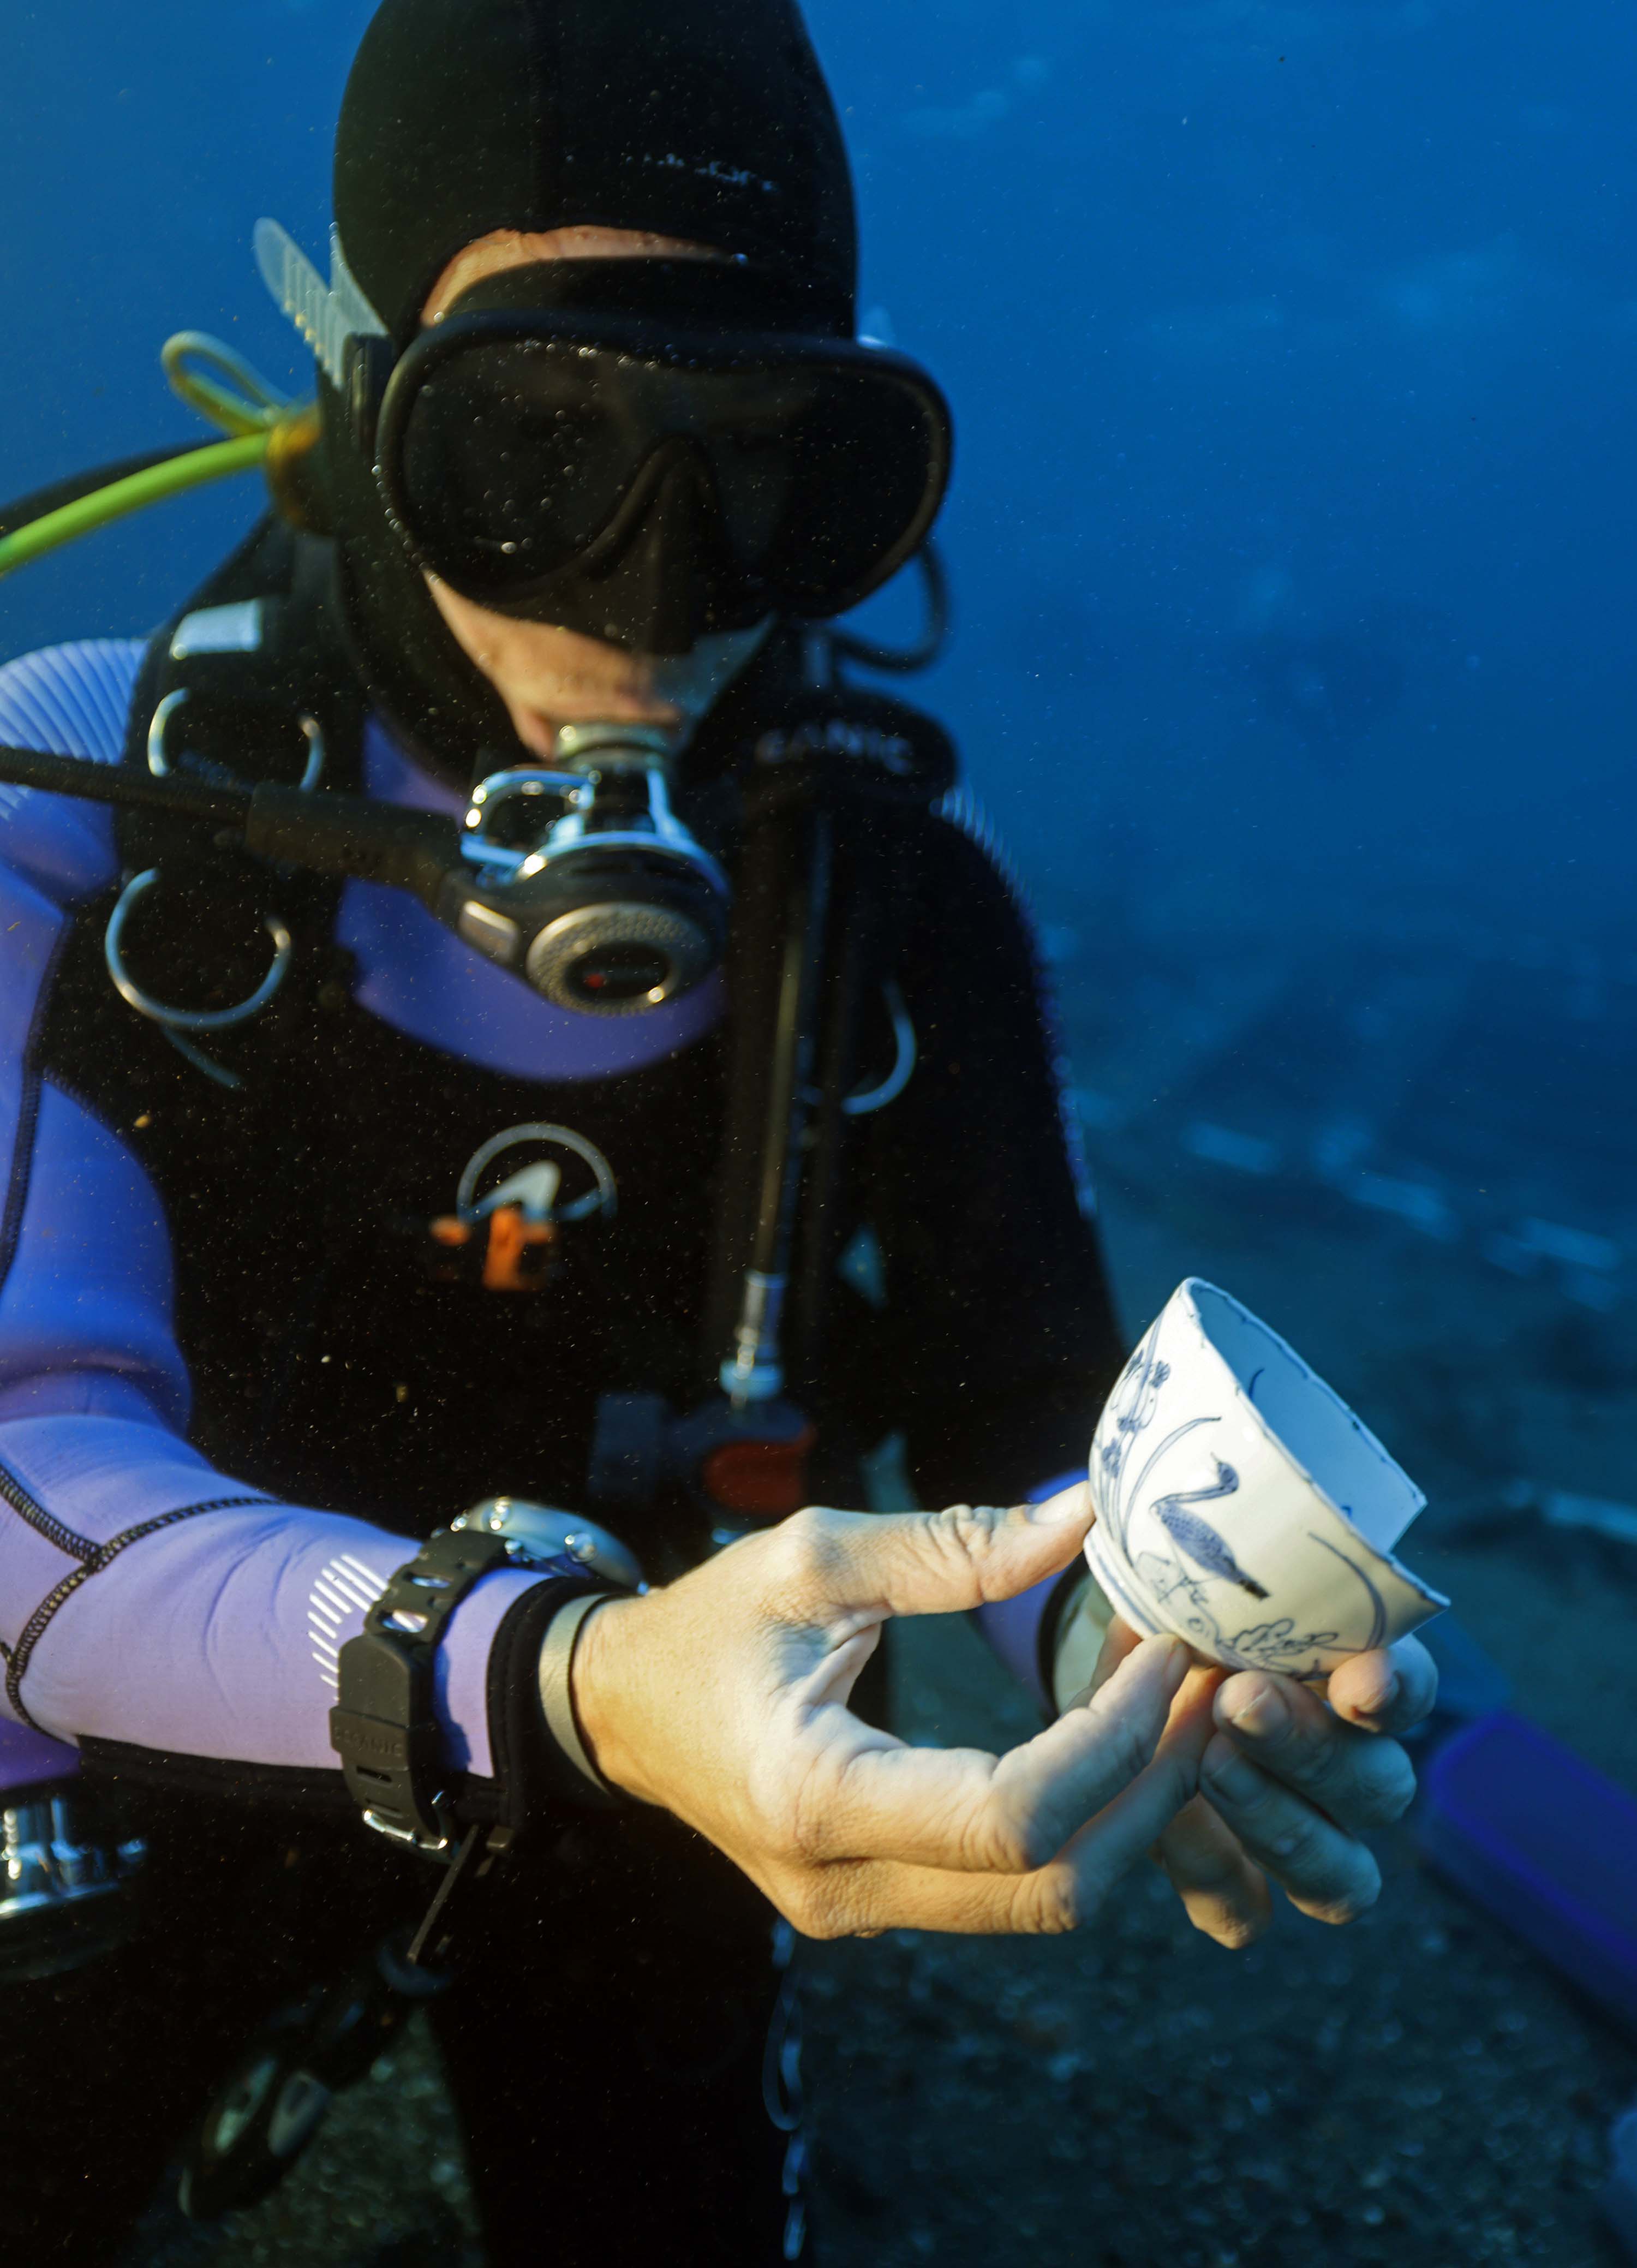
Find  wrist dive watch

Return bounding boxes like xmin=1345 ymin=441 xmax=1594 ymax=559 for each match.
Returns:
xmin=330 ymin=1497 xmax=635 ymax=1858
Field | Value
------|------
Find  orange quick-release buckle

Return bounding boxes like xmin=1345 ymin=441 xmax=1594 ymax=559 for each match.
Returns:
xmin=427 ymin=1205 xmax=560 ymax=1293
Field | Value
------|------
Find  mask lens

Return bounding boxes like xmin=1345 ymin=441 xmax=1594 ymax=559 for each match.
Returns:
xmin=397 ymin=341 xmax=628 ymax=582
xmin=764 ymin=372 xmax=943 ymax=608
xmin=387 ymin=334 xmax=945 ymax=616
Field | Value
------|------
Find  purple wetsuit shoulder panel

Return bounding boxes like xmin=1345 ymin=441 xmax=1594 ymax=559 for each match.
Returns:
xmin=0 ymin=1081 xmax=190 ymax=1431
xmin=0 ymin=640 xmax=134 ymax=902
xmin=0 ymin=1716 xmax=79 ymax=1792
xmin=0 ymin=867 xmax=67 ymax=1311
xmin=0 ymin=641 xmax=145 ymax=1794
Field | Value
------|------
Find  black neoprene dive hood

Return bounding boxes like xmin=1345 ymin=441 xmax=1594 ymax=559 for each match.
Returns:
xmin=321 ymin=0 xmax=871 ymax=779
xmin=333 ymin=0 xmax=857 ymax=347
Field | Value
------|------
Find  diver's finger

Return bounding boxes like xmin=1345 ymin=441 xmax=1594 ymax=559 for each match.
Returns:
xmin=1326 ymin=1635 xmax=1438 ymax=1735
xmin=775 ymin=1493 xmax=1093 ymax=1626
xmin=1200 ymin=1735 xmax=1382 ymax=1924
xmin=1155 ymin=1795 xmax=1275 ymax=1950
xmin=1211 ymin=1672 xmax=1416 ymax=1833
xmin=777 ymin=1729 xmax=1208 ymax=1938
xmin=792 ymin=1634 xmax=1189 ymax=1871
xmin=1059 ymin=1611 xmax=1145 ymax=1712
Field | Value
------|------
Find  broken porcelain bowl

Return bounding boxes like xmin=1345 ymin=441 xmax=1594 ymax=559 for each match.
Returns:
xmin=1085 ymin=1279 xmax=1447 ymax=1678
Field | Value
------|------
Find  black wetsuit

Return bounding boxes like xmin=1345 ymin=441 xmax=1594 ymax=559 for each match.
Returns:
xmin=0 ymin=523 xmax=1122 ymax=2265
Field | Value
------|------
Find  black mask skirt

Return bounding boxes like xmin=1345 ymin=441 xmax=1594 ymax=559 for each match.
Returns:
xmin=318 ymin=0 xmax=937 ymax=785
xmin=370 ymin=258 xmax=950 ymax=649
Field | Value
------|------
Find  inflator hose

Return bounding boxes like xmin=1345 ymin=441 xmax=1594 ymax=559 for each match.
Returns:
xmin=0 ymin=434 xmax=271 ymax=581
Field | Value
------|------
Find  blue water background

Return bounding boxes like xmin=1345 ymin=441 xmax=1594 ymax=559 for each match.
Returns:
xmin=3 ymin=0 xmax=1635 ymax=1328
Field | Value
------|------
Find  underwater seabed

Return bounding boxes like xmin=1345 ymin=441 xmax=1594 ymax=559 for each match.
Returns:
xmin=133 ymin=908 xmax=1637 ymax=2267
xmin=800 ymin=957 xmax=1637 ymax=2267
xmin=805 ymin=889 xmax=1637 ymax=2266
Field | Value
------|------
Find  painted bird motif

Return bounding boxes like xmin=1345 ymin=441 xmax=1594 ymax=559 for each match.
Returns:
xmin=1152 ymin=1461 xmax=1269 ymax=1598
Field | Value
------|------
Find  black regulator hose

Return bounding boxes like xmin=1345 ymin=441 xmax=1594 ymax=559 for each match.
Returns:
xmin=0 ymin=742 xmax=248 ymax=826
xmin=830 ymin=542 xmax=950 ymax=677
xmin=0 ymin=742 xmax=459 ymax=907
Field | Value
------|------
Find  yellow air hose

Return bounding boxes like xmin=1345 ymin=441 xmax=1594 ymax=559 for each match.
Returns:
xmin=0 ymin=332 xmax=318 ymax=582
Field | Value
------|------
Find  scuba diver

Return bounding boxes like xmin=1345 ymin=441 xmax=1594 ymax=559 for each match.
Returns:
xmin=0 ymin=1 xmax=1435 ymax=2260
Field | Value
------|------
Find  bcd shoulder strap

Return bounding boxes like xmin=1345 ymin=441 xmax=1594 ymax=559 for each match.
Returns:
xmin=116 ymin=515 xmax=368 ymax=876
xmin=92 ymin=520 xmax=372 ymax=1074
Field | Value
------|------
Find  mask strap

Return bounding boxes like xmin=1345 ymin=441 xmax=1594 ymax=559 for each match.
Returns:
xmin=254 ymin=218 xmax=390 ymax=390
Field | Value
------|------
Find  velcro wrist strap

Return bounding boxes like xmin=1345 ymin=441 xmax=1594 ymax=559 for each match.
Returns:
xmin=482 ymin=1575 xmax=624 ymax=1831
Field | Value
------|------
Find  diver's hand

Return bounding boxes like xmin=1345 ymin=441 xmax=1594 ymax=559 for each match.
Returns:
xmin=569 ymin=1487 xmax=1212 ymax=1938
xmin=1088 ymin=1621 xmax=1436 ymax=1946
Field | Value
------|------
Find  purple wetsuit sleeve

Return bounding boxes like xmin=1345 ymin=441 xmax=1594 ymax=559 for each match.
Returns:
xmin=0 ymin=1082 xmax=537 ymax=1777
xmin=972 ymin=1470 xmax=1084 ymax=1712
xmin=0 ymin=1410 xmax=540 ymax=1771
xmin=0 ymin=645 xmax=540 ymax=1788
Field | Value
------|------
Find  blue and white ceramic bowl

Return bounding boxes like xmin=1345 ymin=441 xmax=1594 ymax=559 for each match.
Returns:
xmin=1085 ymin=1279 xmax=1447 ymax=1679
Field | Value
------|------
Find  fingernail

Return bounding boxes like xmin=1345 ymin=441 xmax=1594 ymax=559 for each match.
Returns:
xmin=1204 ymin=1742 xmax=1263 ymax=1803
xmin=1229 ymin=1685 xmax=1288 ymax=1740
xmin=1358 ymin=1669 xmax=1400 ymax=1723
xmin=1028 ymin=1482 xmax=1090 ymax=1525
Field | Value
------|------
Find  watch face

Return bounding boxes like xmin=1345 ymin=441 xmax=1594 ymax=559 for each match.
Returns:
xmin=455 ymin=1498 xmax=644 ymax=1591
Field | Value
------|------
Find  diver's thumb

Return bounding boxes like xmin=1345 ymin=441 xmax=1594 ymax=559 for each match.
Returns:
xmin=814 ymin=1486 xmax=1093 ymax=1621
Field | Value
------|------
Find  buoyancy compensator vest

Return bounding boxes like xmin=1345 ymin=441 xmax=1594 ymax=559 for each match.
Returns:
xmin=35 ymin=520 xmax=962 ymax=1576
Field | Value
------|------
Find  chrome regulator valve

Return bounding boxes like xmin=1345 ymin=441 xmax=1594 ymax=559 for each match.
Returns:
xmin=454 ymin=724 xmax=729 ymax=1017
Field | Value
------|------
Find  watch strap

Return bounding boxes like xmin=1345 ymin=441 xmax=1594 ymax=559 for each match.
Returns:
xmin=330 ymin=1527 xmax=524 ymax=1851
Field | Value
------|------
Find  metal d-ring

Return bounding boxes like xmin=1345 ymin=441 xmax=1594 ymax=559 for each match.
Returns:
xmin=147 ymin=688 xmax=325 ymax=791
xmin=105 ymin=870 xmax=293 ymax=1090
xmin=146 ymin=691 xmax=190 ymax=777
xmin=841 ymin=981 xmax=917 ymax=1118
xmin=455 ymin=1124 xmax=618 ymax=1225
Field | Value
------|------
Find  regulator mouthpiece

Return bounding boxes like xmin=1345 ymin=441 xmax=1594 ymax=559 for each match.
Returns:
xmin=456 ymin=726 xmax=729 ymax=1017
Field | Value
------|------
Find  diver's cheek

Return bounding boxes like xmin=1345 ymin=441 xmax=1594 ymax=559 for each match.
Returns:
xmin=425 ymin=571 xmax=683 ymax=731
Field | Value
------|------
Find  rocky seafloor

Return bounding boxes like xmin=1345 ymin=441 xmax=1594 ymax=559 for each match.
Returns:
xmin=122 ymin=922 xmax=1637 ymax=2267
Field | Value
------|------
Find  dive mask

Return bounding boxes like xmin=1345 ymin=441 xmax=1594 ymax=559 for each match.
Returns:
xmin=358 ymin=260 xmax=953 ymax=654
